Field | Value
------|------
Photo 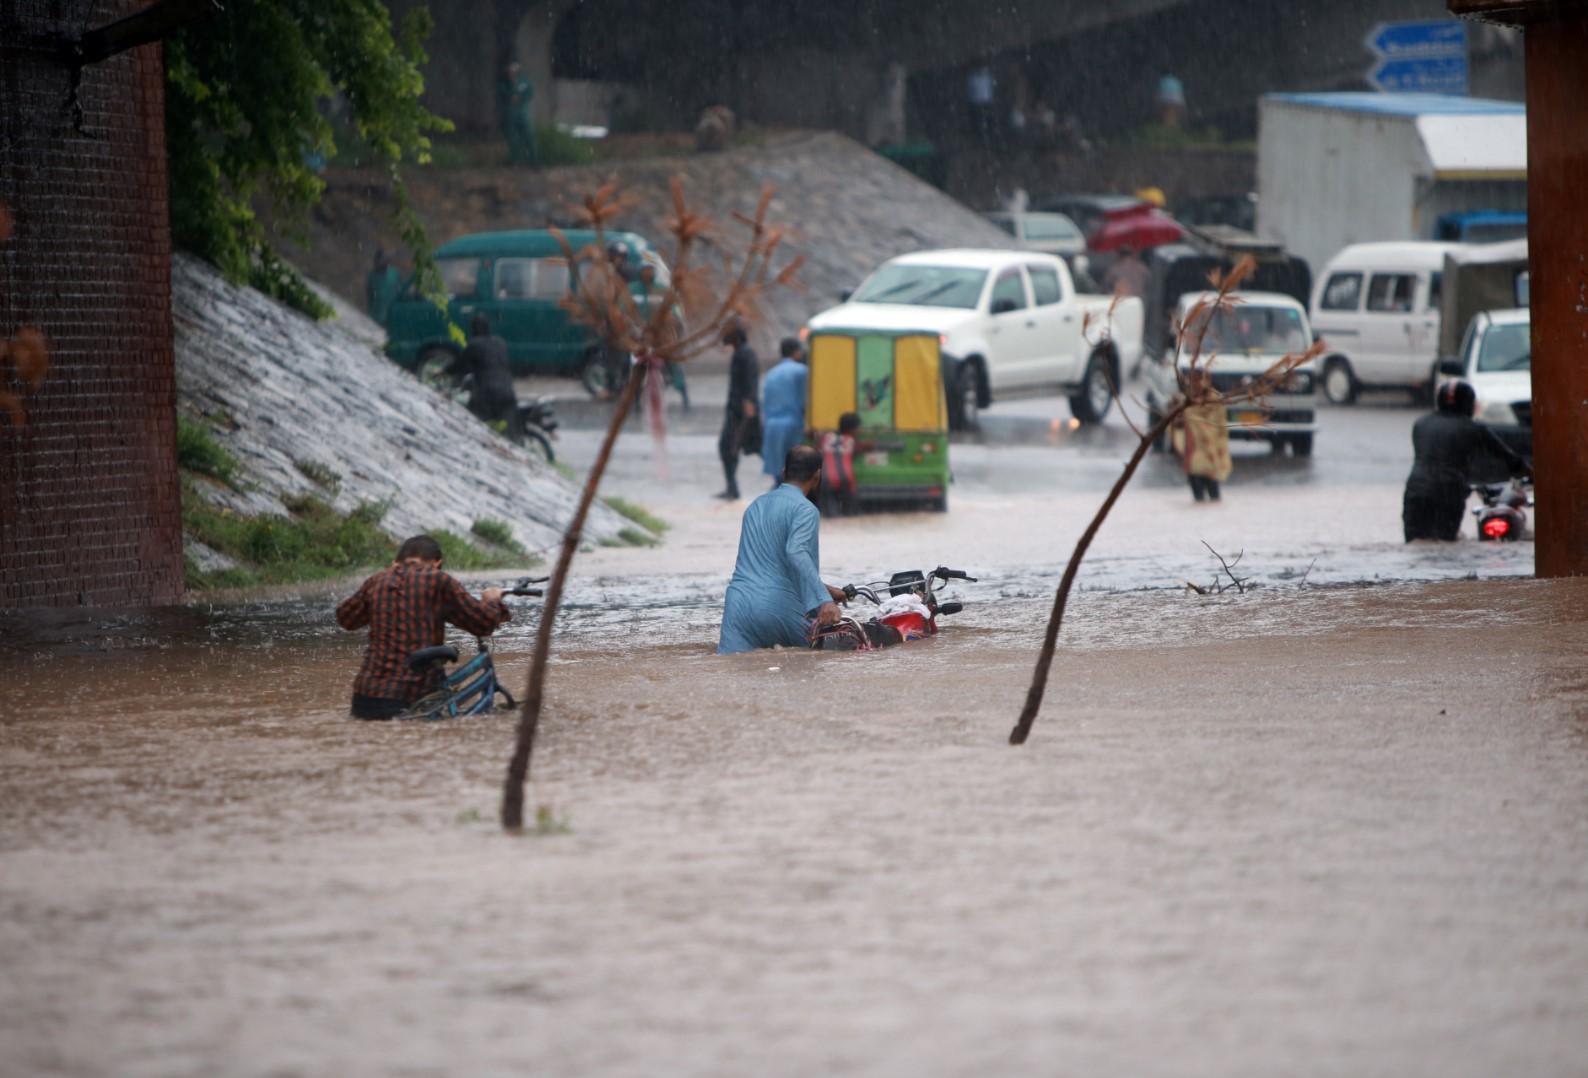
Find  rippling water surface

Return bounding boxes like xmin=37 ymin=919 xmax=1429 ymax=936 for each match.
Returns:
xmin=3 ymin=576 xmax=1586 ymax=1076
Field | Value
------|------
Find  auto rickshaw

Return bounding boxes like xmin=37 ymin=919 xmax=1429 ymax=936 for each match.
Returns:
xmin=806 ymin=329 xmax=951 ymax=512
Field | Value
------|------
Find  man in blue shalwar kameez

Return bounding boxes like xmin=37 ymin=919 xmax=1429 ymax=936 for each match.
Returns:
xmin=718 ymin=445 xmax=846 ymax=654
xmin=760 ymin=338 xmax=808 ymax=487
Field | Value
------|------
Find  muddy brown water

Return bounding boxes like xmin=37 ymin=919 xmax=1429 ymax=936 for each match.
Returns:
xmin=3 ymin=577 xmax=1587 ymax=1076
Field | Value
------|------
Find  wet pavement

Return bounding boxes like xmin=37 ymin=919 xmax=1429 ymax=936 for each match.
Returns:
xmin=5 ymin=382 xmax=1582 ymax=1077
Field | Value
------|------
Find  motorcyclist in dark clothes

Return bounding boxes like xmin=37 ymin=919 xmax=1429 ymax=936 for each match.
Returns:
xmin=716 ymin=322 xmax=760 ymax=500
xmin=453 ymin=313 xmax=521 ymax=438
xmin=1403 ymin=379 xmax=1529 ymax=542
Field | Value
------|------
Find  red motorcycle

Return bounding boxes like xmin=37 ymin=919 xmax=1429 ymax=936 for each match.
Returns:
xmin=810 ymin=566 xmax=975 ymax=651
xmin=1472 ymin=480 xmax=1532 ymax=541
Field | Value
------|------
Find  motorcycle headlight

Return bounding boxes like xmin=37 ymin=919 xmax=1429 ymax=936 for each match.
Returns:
xmin=1479 ymin=399 xmax=1517 ymax=425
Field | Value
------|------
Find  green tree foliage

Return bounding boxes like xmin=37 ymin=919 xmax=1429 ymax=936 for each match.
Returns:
xmin=166 ymin=1 xmax=452 ymax=316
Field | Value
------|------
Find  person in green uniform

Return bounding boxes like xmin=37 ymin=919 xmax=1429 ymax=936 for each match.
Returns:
xmin=497 ymin=62 xmax=537 ymax=166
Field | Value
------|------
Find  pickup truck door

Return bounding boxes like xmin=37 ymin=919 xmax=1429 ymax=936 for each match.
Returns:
xmin=1025 ymin=262 xmax=1078 ymax=383
xmin=984 ymin=267 xmax=1042 ymax=389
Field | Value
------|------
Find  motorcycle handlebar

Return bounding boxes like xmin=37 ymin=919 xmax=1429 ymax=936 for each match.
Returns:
xmin=933 ymin=567 xmax=977 ymax=582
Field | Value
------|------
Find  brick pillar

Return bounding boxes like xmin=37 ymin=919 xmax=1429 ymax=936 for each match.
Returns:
xmin=0 ymin=1 xmax=183 ymax=608
xmin=1524 ymin=16 xmax=1588 ymax=577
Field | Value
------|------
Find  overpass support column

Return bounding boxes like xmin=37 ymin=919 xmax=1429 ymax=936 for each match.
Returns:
xmin=1524 ymin=16 xmax=1588 ymax=576
xmin=1453 ymin=2 xmax=1588 ymax=576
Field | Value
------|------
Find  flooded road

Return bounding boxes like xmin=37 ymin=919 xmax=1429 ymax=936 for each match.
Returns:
xmin=4 ymin=383 xmax=1580 ymax=1076
xmin=4 ymin=573 xmax=1587 ymax=1076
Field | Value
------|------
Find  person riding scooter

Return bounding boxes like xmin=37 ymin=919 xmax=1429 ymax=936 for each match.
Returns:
xmin=1402 ymin=379 xmax=1529 ymax=542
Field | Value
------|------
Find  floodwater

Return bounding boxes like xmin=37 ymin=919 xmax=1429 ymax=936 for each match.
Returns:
xmin=4 ymin=572 xmax=1587 ymax=1076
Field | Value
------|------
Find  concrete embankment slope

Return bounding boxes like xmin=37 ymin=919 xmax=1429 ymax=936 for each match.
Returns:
xmin=172 ymin=254 xmax=624 ymax=552
xmin=286 ymin=131 xmax=1018 ymax=367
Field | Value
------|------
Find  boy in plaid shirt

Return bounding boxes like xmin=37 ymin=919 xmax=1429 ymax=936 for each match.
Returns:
xmin=336 ymin=535 xmax=511 ymax=719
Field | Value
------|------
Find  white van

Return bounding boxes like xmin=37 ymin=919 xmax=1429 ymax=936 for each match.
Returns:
xmin=1309 ymin=241 xmax=1464 ymax=404
xmin=1142 ymin=291 xmax=1321 ymax=457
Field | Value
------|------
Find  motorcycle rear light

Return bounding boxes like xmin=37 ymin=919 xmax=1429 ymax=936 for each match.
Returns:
xmin=1481 ymin=517 xmax=1511 ymax=540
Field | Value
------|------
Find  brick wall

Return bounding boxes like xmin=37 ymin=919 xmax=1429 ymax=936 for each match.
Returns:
xmin=0 ymin=0 xmax=182 ymax=609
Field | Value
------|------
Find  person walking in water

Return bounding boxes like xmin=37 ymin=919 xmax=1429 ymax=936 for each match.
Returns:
xmin=335 ymin=535 xmax=510 ymax=718
xmin=715 ymin=322 xmax=760 ymax=501
xmin=1172 ymin=369 xmax=1232 ymax=502
xmin=1403 ymin=379 xmax=1529 ymax=541
xmin=718 ymin=445 xmax=848 ymax=654
xmin=760 ymin=337 xmax=808 ymax=488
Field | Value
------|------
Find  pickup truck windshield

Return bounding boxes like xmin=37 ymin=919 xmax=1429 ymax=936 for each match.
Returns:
xmin=852 ymin=265 xmax=988 ymax=309
xmin=1476 ymin=322 xmax=1530 ymax=372
xmin=1182 ymin=304 xmax=1308 ymax=353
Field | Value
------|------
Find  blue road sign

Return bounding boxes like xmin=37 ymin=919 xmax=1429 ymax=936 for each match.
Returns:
xmin=1367 ymin=19 xmax=1468 ymax=60
xmin=1365 ymin=19 xmax=1468 ymax=95
xmin=1369 ymin=56 xmax=1470 ymax=95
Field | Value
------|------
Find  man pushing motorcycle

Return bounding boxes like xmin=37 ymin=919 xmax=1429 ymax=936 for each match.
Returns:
xmin=717 ymin=444 xmax=848 ymax=654
xmin=1403 ymin=379 xmax=1530 ymax=542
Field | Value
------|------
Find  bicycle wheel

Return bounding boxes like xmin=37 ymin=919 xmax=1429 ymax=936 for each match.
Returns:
xmin=402 ymin=690 xmax=455 ymax=721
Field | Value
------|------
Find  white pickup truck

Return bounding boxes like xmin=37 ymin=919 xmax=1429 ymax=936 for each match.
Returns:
xmin=806 ymin=250 xmax=1145 ymax=428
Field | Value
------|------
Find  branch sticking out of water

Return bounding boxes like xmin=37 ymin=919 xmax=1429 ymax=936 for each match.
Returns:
xmin=501 ymin=179 xmax=798 ymax=832
xmin=1009 ymin=255 xmax=1325 ymax=747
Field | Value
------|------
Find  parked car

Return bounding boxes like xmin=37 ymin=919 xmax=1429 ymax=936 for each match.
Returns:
xmin=982 ymin=210 xmax=1087 ymax=261
xmin=1438 ymin=307 xmax=1532 ymax=463
xmin=1143 ymin=291 xmax=1320 ymax=457
xmin=806 ymin=249 xmax=1145 ymax=430
xmin=1309 ymin=241 xmax=1464 ymax=404
xmin=381 ymin=228 xmax=672 ymax=395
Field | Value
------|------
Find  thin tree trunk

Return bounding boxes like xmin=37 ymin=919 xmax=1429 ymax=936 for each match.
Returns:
xmin=1008 ymin=406 xmax=1182 ymax=746
xmin=502 ymin=369 xmax=644 ymax=831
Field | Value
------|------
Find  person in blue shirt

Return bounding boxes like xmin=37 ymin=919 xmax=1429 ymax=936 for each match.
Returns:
xmin=760 ymin=338 xmax=808 ymax=487
xmin=718 ymin=445 xmax=846 ymax=654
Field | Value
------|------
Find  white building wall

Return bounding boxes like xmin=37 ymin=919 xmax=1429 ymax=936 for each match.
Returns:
xmin=1257 ymin=100 xmax=1429 ymax=277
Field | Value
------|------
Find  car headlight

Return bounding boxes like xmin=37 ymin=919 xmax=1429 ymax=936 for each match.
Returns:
xmin=1287 ymin=370 xmax=1314 ymax=395
xmin=1479 ymin=399 xmax=1518 ymax=425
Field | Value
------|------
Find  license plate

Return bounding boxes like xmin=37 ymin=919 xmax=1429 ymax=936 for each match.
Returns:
xmin=1232 ymin=410 xmax=1265 ymax=427
xmin=863 ymin=451 xmax=889 ymax=467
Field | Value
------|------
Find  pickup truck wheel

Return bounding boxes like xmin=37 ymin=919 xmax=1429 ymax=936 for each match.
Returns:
xmin=954 ymin=362 xmax=981 ymax=432
xmin=1070 ymin=352 xmax=1114 ymax=425
xmin=1322 ymin=358 xmax=1358 ymax=405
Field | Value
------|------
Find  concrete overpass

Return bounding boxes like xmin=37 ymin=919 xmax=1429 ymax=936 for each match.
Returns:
xmin=392 ymin=0 xmax=1518 ymax=142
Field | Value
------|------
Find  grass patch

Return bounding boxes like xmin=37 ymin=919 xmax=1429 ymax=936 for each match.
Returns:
xmin=182 ymin=480 xmax=395 ymax=589
xmin=552 ymin=460 xmax=580 ymax=482
xmin=176 ymin=416 xmax=242 ymax=488
xmin=294 ymin=458 xmax=342 ymax=494
xmin=601 ymin=496 xmax=668 ymax=536
xmin=470 ymin=517 xmax=524 ymax=555
xmin=600 ymin=526 xmax=661 ymax=549
xmin=183 ymin=556 xmax=258 ymax=592
xmin=432 ymin=528 xmax=537 ymax=571
xmin=534 ymin=126 xmax=598 ymax=167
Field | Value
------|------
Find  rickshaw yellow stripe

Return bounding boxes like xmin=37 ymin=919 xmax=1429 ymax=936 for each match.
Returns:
xmin=893 ymin=334 xmax=945 ymax=432
xmin=808 ymin=334 xmax=857 ymax=431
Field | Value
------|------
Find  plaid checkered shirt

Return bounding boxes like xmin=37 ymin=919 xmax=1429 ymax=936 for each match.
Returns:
xmin=336 ymin=563 xmax=511 ymax=703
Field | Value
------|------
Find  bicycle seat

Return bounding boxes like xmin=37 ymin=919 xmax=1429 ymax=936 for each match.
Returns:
xmin=406 ymin=644 xmax=459 ymax=670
